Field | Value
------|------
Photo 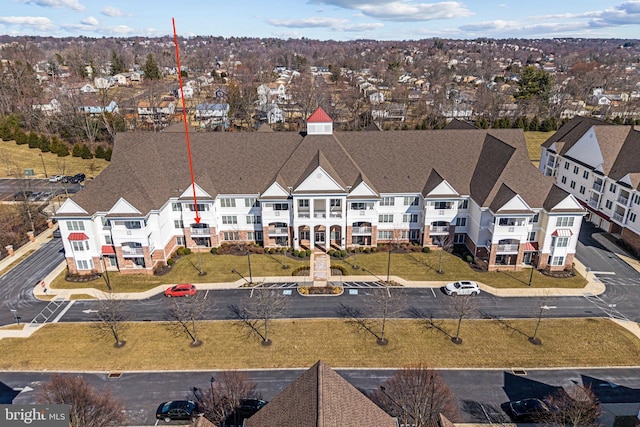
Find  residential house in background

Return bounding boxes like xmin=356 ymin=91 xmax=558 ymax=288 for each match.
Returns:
xmin=540 ymin=116 xmax=640 ymax=254
xmin=54 ymin=108 xmax=583 ymax=276
xmin=194 ymin=103 xmax=230 ymax=128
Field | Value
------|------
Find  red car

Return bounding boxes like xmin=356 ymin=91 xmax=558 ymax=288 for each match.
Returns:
xmin=164 ymin=284 xmax=196 ymax=298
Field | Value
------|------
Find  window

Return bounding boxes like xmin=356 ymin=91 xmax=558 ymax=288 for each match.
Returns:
xmin=245 ymin=198 xmax=260 ymax=208
xmin=579 ymin=185 xmax=585 ymax=195
xmin=555 ymin=217 xmax=574 ymax=227
xmin=66 ymin=220 xmax=85 ymax=231
xmin=570 ymin=181 xmax=576 ymax=189
xmin=455 ymin=217 xmax=467 ymax=227
xmin=380 ymin=196 xmax=394 ymax=206
xmin=247 ymin=231 xmax=263 ymax=241
xmin=330 ymin=199 xmax=341 ymax=208
xmin=610 ymin=183 xmax=617 ymax=193
xmin=174 ymin=219 xmax=184 ymax=229
xmin=377 ymin=230 xmax=393 ymax=239
xmin=401 ymin=230 xmax=409 ymax=239
xmin=561 ymin=176 xmax=567 ymax=184
xmin=71 ymin=241 xmax=88 ymax=251
xmin=176 ymin=236 xmax=185 ymax=246
xmin=454 ymin=234 xmax=465 ymax=244
xmin=187 ymin=203 xmax=209 ymax=212
xmin=532 ymin=213 xmax=539 ymax=223
xmin=222 ymin=215 xmax=237 ymax=225
xmin=458 ymin=199 xmax=468 ymax=209
xmin=630 ymin=212 xmax=637 ymax=223
xmin=171 ymin=202 xmax=182 ymax=211
xmin=633 ymin=194 xmax=640 ymax=205
xmin=573 ymin=165 xmax=579 ymax=174
xmin=605 ymin=200 xmax=613 ymax=209
xmin=404 ymin=196 xmax=419 ymax=206
xmin=273 ymin=203 xmax=288 ymax=211
xmin=556 ymin=237 xmax=569 ymax=247
xmin=379 ymin=214 xmax=394 ymax=223
xmin=223 ymin=231 xmax=239 ymax=241
xmin=433 ymin=201 xmax=450 ymax=210
xmin=351 ymin=202 xmax=366 ymax=210
xmin=76 ymin=259 xmax=94 ymax=270
xmin=564 ymin=162 xmax=570 ymax=170
xmin=220 ymin=198 xmax=236 ymax=208
xmin=583 ymin=170 xmax=589 ymax=179
xmin=403 ymin=213 xmax=418 ymax=223
xmin=298 ymin=199 xmax=309 ymax=208
xmin=528 ymin=232 xmax=536 ymax=241
xmin=550 ymin=256 xmax=565 ymax=266
xmin=246 ymin=215 xmax=261 ymax=224
xmin=104 ymin=235 xmax=112 ymax=245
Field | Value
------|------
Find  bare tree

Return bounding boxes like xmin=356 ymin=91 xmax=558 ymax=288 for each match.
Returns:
xmin=193 ymin=371 xmax=259 ymax=426
xmin=167 ymin=294 xmax=208 ymax=346
xmin=93 ymin=292 xmax=129 ymax=347
xmin=337 ymin=288 xmax=405 ymax=345
xmin=437 ymin=234 xmax=454 ymax=274
xmin=448 ymin=293 xmax=477 ymax=344
xmin=369 ymin=363 xmax=459 ymax=427
xmin=38 ymin=374 xmax=127 ymax=427
xmin=229 ymin=286 xmax=288 ymax=346
xmin=542 ymin=384 xmax=602 ymax=427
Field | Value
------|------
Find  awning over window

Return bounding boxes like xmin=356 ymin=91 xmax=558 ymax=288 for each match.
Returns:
xmin=523 ymin=242 xmax=539 ymax=251
xmin=552 ymin=229 xmax=573 ymax=237
xmin=68 ymin=232 xmax=89 ymax=241
xmin=101 ymin=245 xmax=116 ymax=255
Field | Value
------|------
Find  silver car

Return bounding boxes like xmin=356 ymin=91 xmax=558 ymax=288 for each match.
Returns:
xmin=444 ymin=280 xmax=480 ymax=296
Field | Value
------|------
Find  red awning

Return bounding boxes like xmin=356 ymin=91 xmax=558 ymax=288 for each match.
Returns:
xmin=552 ymin=229 xmax=573 ymax=237
xmin=523 ymin=242 xmax=539 ymax=251
xmin=68 ymin=232 xmax=89 ymax=241
xmin=101 ymin=245 xmax=116 ymax=255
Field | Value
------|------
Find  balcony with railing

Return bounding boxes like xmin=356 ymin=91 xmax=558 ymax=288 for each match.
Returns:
xmin=612 ymin=211 xmax=625 ymax=223
xmin=546 ymin=157 xmax=556 ymax=168
xmin=592 ymin=182 xmax=603 ymax=193
xmin=617 ymin=195 xmax=629 ymax=206
xmin=588 ymin=198 xmax=599 ymax=209
xmin=313 ymin=212 xmax=326 ymax=219
xmin=430 ymin=226 xmax=449 ymax=234
xmin=496 ymin=244 xmax=519 ymax=253
xmin=190 ymin=227 xmax=210 ymax=236
xmin=122 ymin=247 xmax=144 ymax=257
xmin=298 ymin=209 xmax=310 ymax=219
xmin=268 ymin=227 xmax=289 ymax=236
xmin=352 ymin=226 xmax=372 ymax=235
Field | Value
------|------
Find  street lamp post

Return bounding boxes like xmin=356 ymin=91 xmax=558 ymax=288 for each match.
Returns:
xmin=528 ymin=251 xmax=539 ymax=287
xmin=386 ymin=249 xmax=392 ymax=284
xmin=39 ymin=154 xmax=48 ymax=178
xmin=100 ymin=256 xmax=112 ymax=291
xmin=247 ymin=252 xmax=253 ymax=284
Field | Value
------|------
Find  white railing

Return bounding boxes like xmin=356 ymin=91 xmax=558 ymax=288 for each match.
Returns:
xmin=314 ymin=212 xmax=326 ymax=218
xmin=329 ymin=213 xmax=342 ymax=218
xmin=352 ymin=226 xmax=372 ymax=234
xmin=592 ymin=182 xmax=603 ymax=192
xmin=617 ymin=195 xmax=629 ymax=206
xmin=269 ymin=227 xmax=289 ymax=235
xmin=613 ymin=212 xmax=625 ymax=223
xmin=298 ymin=213 xmax=310 ymax=218
xmin=588 ymin=199 xmax=599 ymax=209
xmin=496 ymin=244 xmax=519 ymax=253
xmin=190 ymin=228 xmax=210 ymax=236
xmin=122 ymin=247 xmax=144 ymax=256
xmin=430 ymin=226 xmax=449 ymax=234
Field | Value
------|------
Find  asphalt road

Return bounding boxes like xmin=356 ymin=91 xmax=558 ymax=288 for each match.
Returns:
xmin=4 ymin=367 xmax=640 ymax=425
xmin=0 ymin=178 xmax=82 ymax=201
xmin=0 ymin=238 xmax=66 ymax=326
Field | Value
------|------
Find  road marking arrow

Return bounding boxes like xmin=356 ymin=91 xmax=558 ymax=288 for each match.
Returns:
xmin=82 ymin=309 xmax=98 ymax=314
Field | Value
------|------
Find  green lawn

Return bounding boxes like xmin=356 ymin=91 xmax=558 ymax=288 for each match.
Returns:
xmin=50 ymin=251 xmax=586 ymax=292
xmin=0 ymin=318 xmax=637 ymax=371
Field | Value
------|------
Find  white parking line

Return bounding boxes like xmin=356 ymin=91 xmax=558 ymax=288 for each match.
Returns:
xmin=591 ymin=271 xmax=616 ymax=275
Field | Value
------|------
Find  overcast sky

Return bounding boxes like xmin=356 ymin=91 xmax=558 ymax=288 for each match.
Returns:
xmin=4 ymin=0 xmax=640 ymax=40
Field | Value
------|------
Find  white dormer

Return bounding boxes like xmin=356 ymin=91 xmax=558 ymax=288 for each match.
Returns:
xmin=306 ymin=107 xmax=333 ymax=135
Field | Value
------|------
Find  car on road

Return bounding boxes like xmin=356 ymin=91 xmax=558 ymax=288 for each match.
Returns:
xmin=156 ymin=400 xmax=199 ymax=423
xmin=48 ymin=175 xmax=62 ymax=182
xmin=164 ymin=283 xmax=196 ymax=298
xmin=508 ymin=397 xmax=555 ymax=422
xmin=444 ymin=280 xmax=480 ymax=296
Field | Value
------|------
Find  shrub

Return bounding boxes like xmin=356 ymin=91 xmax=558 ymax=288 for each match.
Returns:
xmin=298 ymin=286 xmax=309 ymax=295
xmin=291 ymin=266 xmax=310 ymax=276
xmin=184 ymin=247 xmax=192 ymax=255
xmin=176 ymin=247 xmax=186 ymax=256
xmin=298 ymin=251 xmax=306 ymax=258
xmin=305 ymin=249 xmax=311 ymax=257
xmin=293 ymin=249 xmax=300 ymax=257
xmin=466 ymin=255 xmax=473 ymax=263
xmin=332 ymin=265 xmax=346 ymax=275
xmin=371 ymin=247 xmax=377 ymax=253
xmin=364 ymin=247 xmax=371 ymax=254
xmin=167 ymin=258 xmax=175 ymax=266
xmin=210 ymin=247 xmax=218 ymax=255
xmin=328 ymin=249 xmax=335 ymax=257
xmin=339 ymin=250 xmax=347 ymax=258
xmin=422 ymin=247 xmax=431 ymax=253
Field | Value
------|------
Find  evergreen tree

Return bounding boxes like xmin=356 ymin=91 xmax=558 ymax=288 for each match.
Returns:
xmin=142 ymin=53 xmax=161 ymax=80
xmin=80 ymin=144 xmax=93 ymax=159
xmin=94 ymin=145 xmax=106 ymax=159
xmin=39 ymin=135 xmax=50 ymax=152
xmin=14 ymin=128 xmax=27 ymax=145
xmin=110 ymin=50 xmax=125 ymax=75
xmin=72 ymin=144 xmax=82 ymax=157
xmin=27 ymin=131 xmax=40 ymax=148
xmin=515 ymin=66 xmax=552 ymax=101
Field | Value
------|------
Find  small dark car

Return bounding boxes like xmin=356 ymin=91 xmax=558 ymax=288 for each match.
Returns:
xmin=156 ymin=400 xmax=199 ymax=423
xmin=224 ymin=399 xmax=268 ymax=424
xmin=509 ymin=398 xmax=554 ymax=421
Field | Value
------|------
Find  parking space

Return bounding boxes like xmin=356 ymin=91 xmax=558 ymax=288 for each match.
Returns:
xmin=260 ymin=281 xmax=389 ymax=289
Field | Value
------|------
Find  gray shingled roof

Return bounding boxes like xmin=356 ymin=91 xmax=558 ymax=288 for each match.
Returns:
xmin=66 ymin=125 xmax=562 ymax=216
xmin=244 ymin=360 xmax=397 ymax=427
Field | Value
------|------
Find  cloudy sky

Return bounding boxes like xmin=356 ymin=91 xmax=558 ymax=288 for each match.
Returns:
xmin=3 ymin=0 xmax=640 ymax=40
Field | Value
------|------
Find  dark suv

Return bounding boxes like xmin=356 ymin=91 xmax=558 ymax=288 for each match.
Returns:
xmin=70 ymin=173 xmax=86 ymax=184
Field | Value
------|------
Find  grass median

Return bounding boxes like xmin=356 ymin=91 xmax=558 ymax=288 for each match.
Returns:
xmin=50 ymin=251 xmax=586 ymax=293
xmin=0 ymin=318 xmax=637 ymax=371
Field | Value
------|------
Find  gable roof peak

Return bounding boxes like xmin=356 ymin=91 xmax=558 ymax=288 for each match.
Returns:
xmin=307 ymin=107 xmax=333 ymax=123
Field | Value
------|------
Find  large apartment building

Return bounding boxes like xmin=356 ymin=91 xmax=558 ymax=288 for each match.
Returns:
xmin=54 ymin=108 xmax=584 ymax=276
xmin=540 ymin=116 xmax=640 ymax=254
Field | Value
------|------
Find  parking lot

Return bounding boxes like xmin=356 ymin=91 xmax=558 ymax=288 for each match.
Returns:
xmin=0 ymin=178 xmax=82 ymax=202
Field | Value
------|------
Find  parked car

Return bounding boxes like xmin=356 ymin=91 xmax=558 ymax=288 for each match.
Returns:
xmin=444 ymin=280 xmax=480 ymax=296
xmin=52 ymin=228 xmax=61 ymax=238
xmin=12 ymin=191 xmax=33 ymax=201
xmin=508 ymin=398 xmax=555 ymax=422
xmin=71 ymin=173 xmax=86 ymax=183
xmin=28 ymin=191 xmax=43 ymax=202
xmin=225 ymin=399 xmax=268 ymax=424
xmin=48 ymin=175 xmax=62 ymax=182
xmin=61 ymin=175 xmax=73 ymax=183
xmin=164 ymin=283 xmax=196 ymax=298
xmin=155 ymin=400 xmax=199 ymax=423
